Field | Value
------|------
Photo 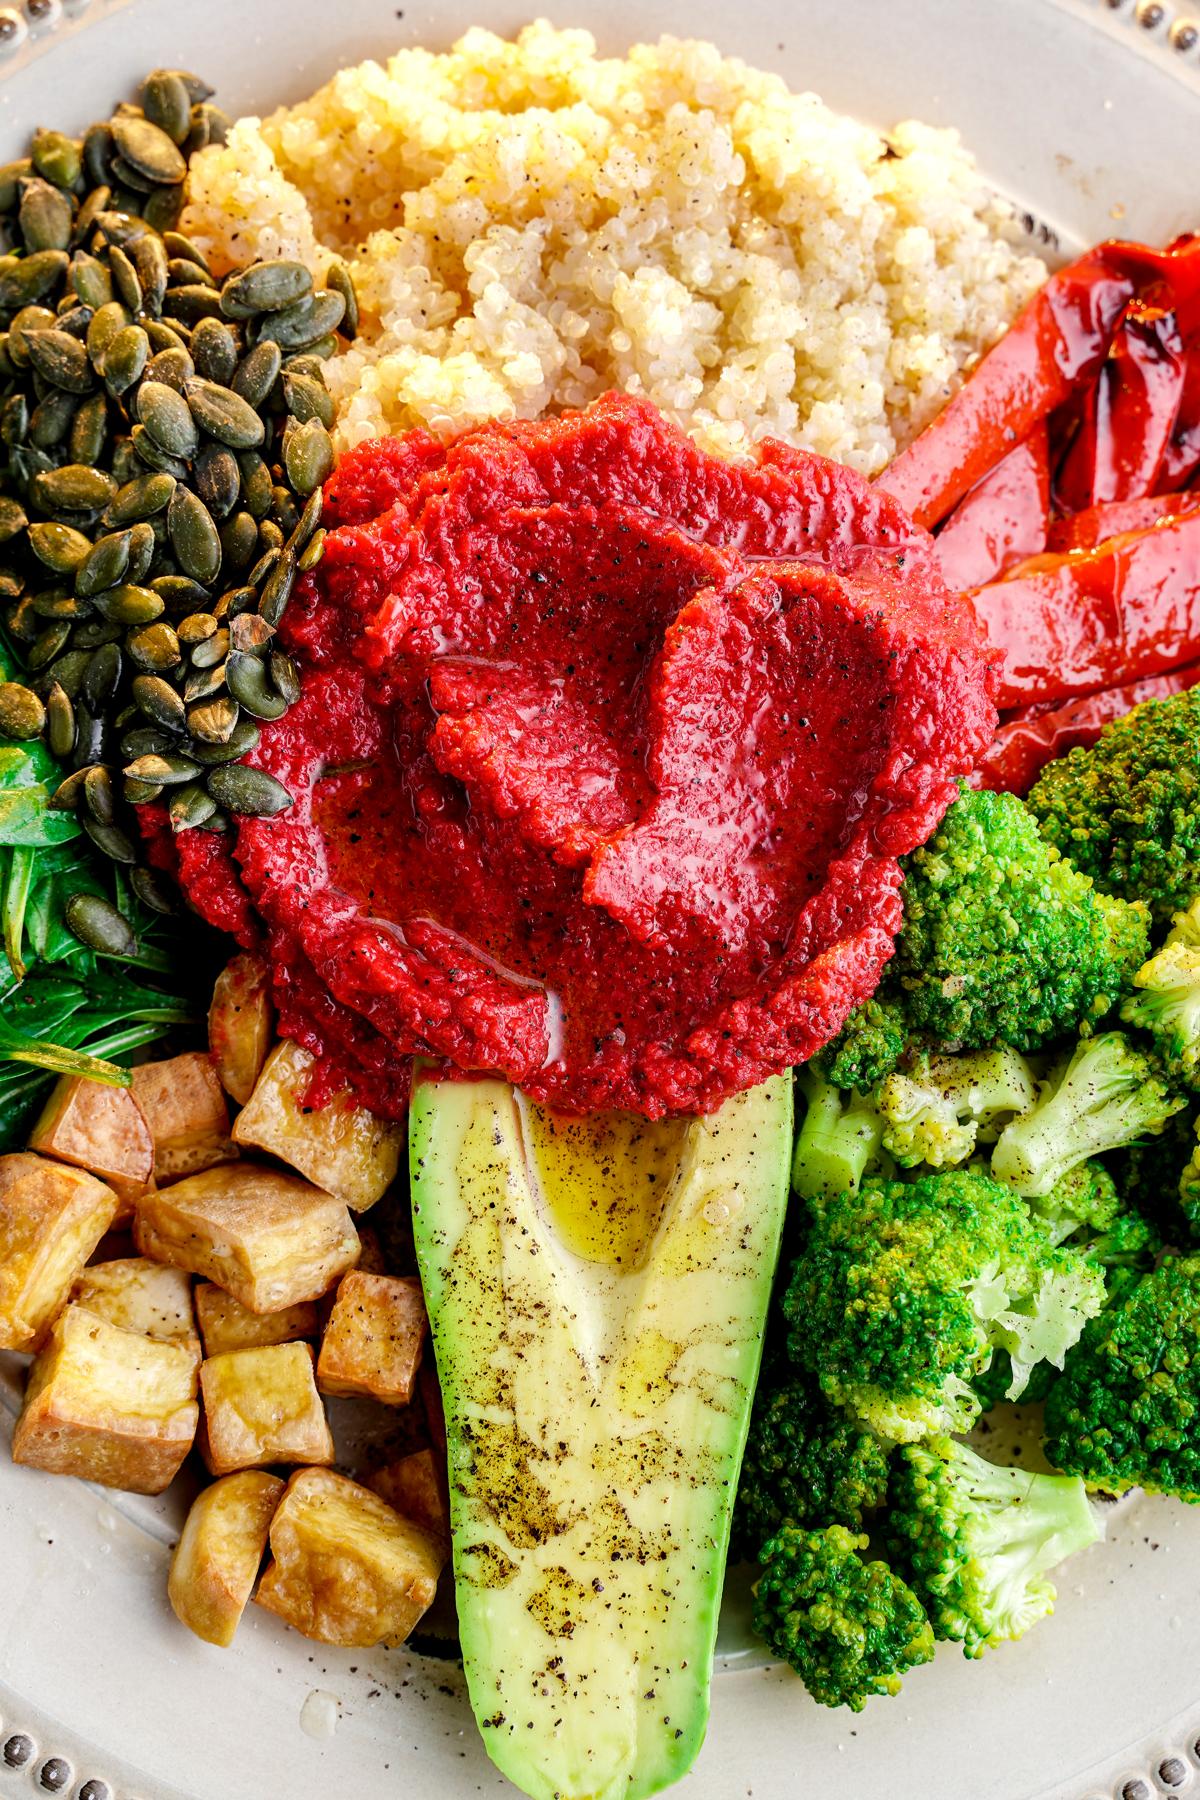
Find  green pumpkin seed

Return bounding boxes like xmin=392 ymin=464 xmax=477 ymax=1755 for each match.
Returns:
xmin=188 ymin=716 xmax=259 ymax=763
xmin=0 ymin=495 xmax=28 ymax=541
xmin=237 ymin=451 xmax=273 ymax=520
xmin=270 ymin=490 xmax=299 ymax=539
xmin=325 ymin=259 xmax=359 ymax=338
xmin=163 ymin=283 xmax=224 ymax=324
xmin=143 ymin=185 xmax=185 ymax=237
xmin=269 ymin=650 xmax=301 ymax=705
xmin=30 ymin=585 xmax=80 ymax=620
xmin=185 ymin=102 xmax=230 ymax=155
xmin=219 ymin=512 xmax=259 ymax=571
xmin=5 ymin=596 xmax=40 ymax=643
xmin=137 ymin=379 xmax=200 ymax=459
xmin=70 ymin=251 xmax=114 ymax=311
xmin=26 ymin=326 xmax=93 ymax=393
xmin=0 ymin=158 xmax=32 ymax=210
xmin=8 ymin=304 xmax=57 ymax=369
xmin=255 ymin=288 xmax=346 ymax=350
xmin=1 ymin=397 xmax=29 ymax=450
xmin=70 ymin=703 xmax=107 ymax=769
xmin=0 ymin=250 xmax=69 ymax=308
xmin=102 ymin=322 xmax=150 ymax=394
xmin=190 ymin=624 xmax=230 ymax=670
xmin=112 ymin=114 xmax=187 ymax=187
xmin=169 ymin=781 xmax=217 ymax=831
xmin=125 ymin=751 xmax=202 ymax=786
xmin=64 ymin=891 xmax=136 ymax=955
xmin=70 ymin=390 xmax=109 ymax=465
xmin=124 ymin=777 xmax=164 ymax=805
xmin=126 ymin=521 xmax=157 ymax=584
xmin=28 ymin=521 xmax=92 ymax=574
xmin=145 ymin=345 xmax=194 ymax=392
xmin=19 ymin=179 xmax=74 ymax=253
xmin=144 ymin=317 xmax=190 ymax=355
xmin=187 ymin=694 xmax=240 ymax=744
xmin=225 ymin=648 xmax=288 ymax=720
xmin=32 ymin=464 xmax=117 ymax=516
xmin=44 ymin=649 xmax=90 ymax=697
xmin=283 ymin=416 xmax=333 ymax=497
xmin=83 ymin=763 xmax=115 ymax=826
xmin=166 ymin=256 xmax=216 ymax=290
xmin=290 ymin=486 xmax=323 ymax=555
xmin=72 ymin=618 xmax=121 ymax=650
xmin=178 ymin=611 xmax=218 ymax=646
xmin=183 ymin=660 xmax=226 ymax=703
xmin=83 ymin=640 xmax=124 ymax=709
xmin=150 ymin=574 xmax=208 ymax=613
xmin=141 ymin=69 xmax=193 ymax=146
xmin=131 ymin=865 xmax=176 ymax=913
xmin=76 ymin=529 xmax=131 ymax=597
xmin=183 ymin=375 xmax=265 ymax=450
xmin=109 ymin=154 xmax=156 ymax=198
xmin=29 ymin=388 xmax=79 ymax=450
xmin=107 ymin=470 xmax=176 ymax=525
xmin=229 ymin=612 xmax=273 ymax=655
xmin=27 ymin=621 xmax=73 ymax=671
xmin=190 ymin=316 xmax=239 ymax=384
xmin=80 ymin=815 xmax=137 ymax=864
xmin=72 ymin=186 xmax=111 ymax=248
xmin=128 ymin=620 xmax=182 ymax=671
xmin=44 ymin=681 xmax=76 ymax=756
xmin=246 ymin=546 xmax=280 ymax=590
xmin=55 ymin=300 xmax=95 ymax=338
xmin=220 ymin=259 xmax=313 ymax=321
xmin=108 ymin=243 xmax=143 ymax=315
xmin=121 ymin=726 xmax=176 ymax=759
xmin=87 ymin=300 xmax=131 ymax=364
xmin=93 ymin=209 xmax=146 ymax=249
xmin=48 ymin=766 xmax=89 ymax=811
xmin=211 ymin=586 xmax=256 ymax=623
xmin=0 ymin=681 xmax=46 ymax=739
xmin=163 ymin=230 xmax=212 ymax=273
xmin=92 ymin=583 xmax=163 ymax=625
xmin=130 ymin=423 xmax=189 ymax=479
xmin=257 ymin=549 xmax=297 ymax=628
xmin=194 ymin=441 xmax=239 ymax=519
xmin=131 ymin=232 xmax=170 ymax=315
xmin=231 ymin=338 xmax=282 ymax=408
xmin=168 ymin=485 xmax=221 ymax=584
xmin=82 ymin=123 xmax=115 ymax=187
xmin=30 ymin=128 xmax=82 ymax=191
xmin=281 ymin=368 xmax=335 ymax=428
xmin=206 ymin=760 xmax=293 ymax=816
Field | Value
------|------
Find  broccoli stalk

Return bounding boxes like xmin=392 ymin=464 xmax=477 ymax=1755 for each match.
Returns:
xmin=879 ymin=1046 xmax=1037 ymax=1169
xmin=991 ymin=1031 xmax=1185 ymax=1199
xmin=1122 ymin=896 xmax=1200 ymax=1089
xmin=791 ymin=1065 xmax=883 ymax=1201
xmin=887 ymin=1438 xmax=1102 ymax=1656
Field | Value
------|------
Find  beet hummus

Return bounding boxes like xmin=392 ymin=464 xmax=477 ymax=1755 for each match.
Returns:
xmin=152 ymin=395 xmax=998 ymax=1118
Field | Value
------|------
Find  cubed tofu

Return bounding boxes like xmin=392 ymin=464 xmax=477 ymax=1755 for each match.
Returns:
xmin=131 ymin=1054 xmax=234 ymax=1184
xmin=134 ymin=1164 xmax=359 ymax=1314
xmin=168 ymin=1470 xmax=284 ymax=1647
xmin=71 ymin=1257 xmax=199 ymax=1365
xmin=366 ymin=1448 xmax=450 ymax=1550
xmin=0 ymin=1154 xmax=119 ymax=1351
xmin=231 ymin=1041 xmax=402 ymax=1212
xmin=256 ymin=1467 xmax=444 ymax=1647
xmin=199 ymin=1342 xmax=333 ymax=1476
xmin=28 ymin=1075 xmax=153 ymax=1214
xmin=12 ymin=1303 xmax=199 ymax=1493
xmin=195 ymin=1283 xmax=318 ymax=1358
xmin=316 ymin=1272 xmax=427 ymax=1406
xmin=208 ymin=953 xmax=273 ymax=1106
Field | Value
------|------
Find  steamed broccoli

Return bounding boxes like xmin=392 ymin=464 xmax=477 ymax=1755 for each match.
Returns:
xmin=1028 ymin=1160 xmax=1124 ymax=1243
xmin=733 ymin=1375 xmax=890 ymax=1557
xmin=879 ymin=1046 xmax=1037 ymax=1169
xmin=972 ymin=1352 xmax=1057 ymax=1411
xmin=886 ymin=1437 xmax=1101 ymax=1656
xmin=1027 ymin=684 xmax=1200 ymax=926
xmin=822 ymin=993 xmax=910 ymax=1093
xmin=990 ymin=1031 xmax=1185 ymax=1199
xmin=752 ymin=1523 xmax=935 ymax=1710
xmin=791 ymin=1065 xmax=883 ymax=1202
xmin=1181 ymin=1124 xmax=1200 ymax=1236
xmin=1043 ymin=1255 xmax=1200 ymax=1500
xmin=1122 ymin=897 xmax=1200 ymax=1089
xmin=784 ymin=1168 xmax=1105 ymax=1442
xmin=893 ymin=787 xmax=1149 ymax=1050
xmin=1111 ymin=1105 xmax=1198 ymax=1247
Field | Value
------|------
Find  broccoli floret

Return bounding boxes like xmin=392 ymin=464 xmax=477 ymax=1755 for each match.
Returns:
xmin=886 ymin=1437 xmax=1101 ymax=1656
xmin=972 ymin=1352 xmax=1057 ymax=1410
xmin=733 ymin=1374 xmax=890 ymax=1558
xmin=1043 ymin=1254 xmax=1200 ymax=1500
xmin=784 ymin=1169 xmax=1105 ymax=1442
xmin=791 ymin=1065 xmax=883 ymax=1202
xmin=822 ymin=993 xmax=910 ymax=1093
xmin=752 ymin=1523 xmax=934 ymax=1710
xmin=894 ymin=787 xmax=1149 ymax=1051
xmin=879 ymin=1046 xmax=1037 ymax=1169
xmin=1027 ymin=685 xmax=1200 ymax=926
xmin=1028 ymin=1160 xmax=1123 ymax=1241
xmin=1181 ymin=1124 xmax=1200 ymax=1236
xmin=991 ymin=1031 xmax=1185 ymax=1199
xmin=1122 ymin=897 xmax=1200 ymax=1088
xmin=1110 ymin=1105 xmax=1198 ymax=1247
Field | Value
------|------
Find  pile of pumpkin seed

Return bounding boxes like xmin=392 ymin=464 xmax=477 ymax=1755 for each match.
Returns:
xmin=0 ymin=66 xmax=358 ymax=887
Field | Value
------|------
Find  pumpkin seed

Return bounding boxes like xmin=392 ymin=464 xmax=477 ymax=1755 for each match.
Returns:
xmin=112 ymin=114 xmax=187 ymax=187
xmin=190 ymin=316 xmax=239 ymax=385
xmin=131 ymin=865 xmax=176 ymax=913
xmin=183 ymin=660 xmax=226 ymax=703
xmin=212 ymin=585 xmax=257 ymax=623
xmin=82 ymin=640 xmax=123 ymax=708
xmin=219 ymin=512 xmax=258 ymax=571
xmin=168 ymin=485 xmax=221 ymax=583
xmin=19 ymin=179 xmax=74 ymax=253
xmin=269 ymin=650 xmax=301 ymax=705
xmin=29 ymin=586 xmax=80 ymax=621
xmin=27 ymin=621 xmax=73 ymax=671
xmin=151 ymin=573 xmax=208 ymax=612
xmin=186 ymin=694 xmax=240 ymax=744
xmin=0 ymin=680 xmax=46 ymax=739
xmin=169 ymin=781 xmax=216 ymax=831
xmin=257 ymin=519 xmax=285 ymax=557
xmin=0 ymin=496 xmax=27 ymax=550
xmin=281 ymin=368 xmax=334 ymax=428
xmin=290 ymin=486 xmax=324 ymax=554
xmin=69 ymin=250 xmax=113 ymax=311
xmin=26 ymin=326 xmax=93 ymax=393
xmin=144 ymin=317 xmax=190 ymax=355
xmin=64 ymin=891 xmax=136 ymax=956
xmin=185 ymin=102 xmax=230 ymax=155
xmin=183 ymin=375 xmax=265 ymax=450
xmin=163 ymin=230 xmax=212 ymax=273
xmin=231 ymin=338 xmax=282 ymax=408
xmin=80 ymin=815 xmax=137 ymax=864
xmin=246 ymin=546 xmax=280 ymax=591
xmin=83 ymin=762 xmax=115 ymax=825
xmin=166 ymin=257 xmax=215 ymax=292
xmin=121 ymin=726 xmax=176 ymax=759
xmin=87 ymin=300 xmax=131 ymax=364
xmin=193 ymin=441 xmax=239 ymax=519
xmin=125 ymin=751 xmax=202 ymax=786
xmin=70 ymin=390 xmax=109 ymax=465
xmin=270 ymin=490 xmax=299 ymax=539
xmin=144 ymin=345 xmax=194 ymax=392
xmin=190 ymin=625 xmax=230 ymax=669
xmin=187 ymin=716 xmax=259 ymax=763
xmin=101 ymin=322 xmax=150 ymax=394
xmin=44 ymin=649 xmax=90 ymax=696
xmin=257 ymin=549 xmax=296 ymax=627
xmin=93 ymin=209 xmax=146 ymax=250
xmin=283 ymin=416 xmax=333 ymax=496
xmin=107 ymin=242 xmax=143 ymax=314
xmin=220 ymin=259 xmax=313 ymax=320
xmin=32 ymin=464 xmax=117 ymax=516
xmin=70 ymin=704 xmax=107 ymax=770
xmin=92 ymin=583 xmax=163 ymax=625
xmin=163 ymin=283 xmax=224 ymax=324
xmin=124 ymin=777 xmax=164 ymax=805
xmin=206 ymin=760 xmax=292 ymax=816
xmin=28 ymin=126 xmax=81 ymax=191
xmin=0 ymin=158 xmax=32 ymax=211
xmin=229 ymin=612 xmax=273 ymax=655
xmin=48 ymin=766 xmax=89 ymax=811
xmin=44 ymin=680 xmax=76 ymax=756
xmin=178 ymin=611 xmax=218 ymax=646
xmin=131 ymin=232 xmax=170 ymax=315
xmin=126 ymin=522 xmax=157 ymax=583
xmin=29 ymin=388 xmax=79 ymax=450
xmin=0 ymin=399 xmax=29 ymax=451
xmin=137 ymin=379 xmax=200 ymax=459
xmin=55 ymin=302 xmax=95 ymax=340
xmin=76 ymin=529 xmax=131 ymax=597
xmin=226 ymin=648 xmax=288 ymax=720
xmin=7 ymin=597 xmax=40 ymax=643
xmin=72 ymin=619 xmax=121 ymax=651
xmin=28 ymin=522 xmax=92 ymax=574
xmin=130 ymin=423 xmax=189 ymax=479
xmin=236 ymin=452 xmax=272 ymax=521
xmin=73 ymin=186 xmax=111 ymax=248
xmin=255 ymin=287 xmax=346 ymax=350
xmin=0 ymin=250 xmax=69 ymax=307
xmin=142 ymin=185 xmax=185 ymax=236
xmin=127 ymin=621 xmax=182 ymax=671
xmin=141 ymin=69 xmax=193 ymax=146
xmin=107 ymin=471 xmax=176 ymax=525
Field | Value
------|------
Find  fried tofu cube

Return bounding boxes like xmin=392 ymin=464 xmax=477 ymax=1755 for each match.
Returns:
xmin=195 ymin=1283 xmax=318 ymax=1357
xmin=12 ymin=1303 xmax=199 ymax=1493
xmin=168 ymin=1470 xmax=284 ymax=1646
xmin=131 ymin=1054 xmax=234 ymax=1184
xmin=366 ymin=1448 xmax=450 ymax=1550
xmin=231 ymin=1041 xmax=402 ymax=1212
xmin=71 ymin=1257 xmax=199 ymax=1365
xmin=0 ymin=1154 xmax=119 ymax=1351
xmin=208 ymin=953 xmax=273 ymax=1106
xmin=134 ymin=1164 xmax=359 ymax=1314
xmin=316 ymin=1272 xmax=427 ymax=1406
xmin=199 ymin=1342 xmax=333 ymax=1476
xmin=28 ymin=1075 xmax=153 ymax=1213
xmin=256 ymin=1467 xmax=445 ymax=1647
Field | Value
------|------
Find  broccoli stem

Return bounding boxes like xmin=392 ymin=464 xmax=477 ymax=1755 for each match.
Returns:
xmin=792 ymin=1067 xmax=882 ymax=1200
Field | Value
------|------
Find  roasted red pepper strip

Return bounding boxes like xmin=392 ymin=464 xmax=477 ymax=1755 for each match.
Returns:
xmin=1047 ymin=489 xmax=1200 ymax=552
xmin=974 ymin=659 xmax=1200 ymax=794
xmin=969 ymin=508 xmax=1200 ymax=709
xmin=1057 ymin=303 xmax=1184 ymax=511
xmin=934 ymin=424 xmax=1049 ymax=590
xmin=1161 ymin=344 xmax=1200 ymax=487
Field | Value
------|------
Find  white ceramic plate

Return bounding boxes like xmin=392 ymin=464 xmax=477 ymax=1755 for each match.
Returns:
xmin=3 ymin=3 xmax=1200 ymax=1797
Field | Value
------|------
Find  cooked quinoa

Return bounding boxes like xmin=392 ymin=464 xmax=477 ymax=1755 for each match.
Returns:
xmin=181 ymin=20 xmax=1045 ymax=471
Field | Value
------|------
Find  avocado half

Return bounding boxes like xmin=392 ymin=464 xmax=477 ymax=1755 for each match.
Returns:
xmin=409 ymin=1069 xmax=793 ymax=1800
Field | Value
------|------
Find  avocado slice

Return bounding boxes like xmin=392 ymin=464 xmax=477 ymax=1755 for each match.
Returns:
xmin=409 ymin=1070 xmax=793 ymax=1800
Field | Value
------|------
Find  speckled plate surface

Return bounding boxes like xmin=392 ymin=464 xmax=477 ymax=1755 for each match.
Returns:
xmin=2 ymin=2 xmax=1200 ymax=1797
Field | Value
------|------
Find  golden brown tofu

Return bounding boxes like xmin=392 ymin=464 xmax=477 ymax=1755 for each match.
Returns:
xmin=0 ymin=1154 xmax=119 ymax=1352
xmin=316 ymin=1272 xmax=427 ymax=1406
xmin=195 ymin=1283 xmax=319 ymax=1358
xmin=28 ymin=1076 xmax=153 ymax=1213
xmin=12 ymin=1303 xmax=199 ymax=1493
xmin=366 ymin=1448 xmax=450 ymax=1550
xmin=199 ymin=1342 xmax=334 ymax=1476
xmin=168 ymin=1470 xmax=284 ymax=1646
xmin=231 ymin=1041 xmax=402 ymax=1212
xmin=133 ymin=1163 xmax=359 ymax=1314
xmin=256 ymin=1467 xmax=444 ymax=1647
xmin=131 ymin=1054 xmax=234 ymax=1184
xmin=71 ymin=1257 xmax=199 ymax=1365
xmin=208 ymin=953 xmax=273 ymax=1106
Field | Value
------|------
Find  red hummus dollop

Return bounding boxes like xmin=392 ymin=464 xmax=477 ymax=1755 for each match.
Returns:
xmin=160 ymin=395 xmax=998 ymax=1118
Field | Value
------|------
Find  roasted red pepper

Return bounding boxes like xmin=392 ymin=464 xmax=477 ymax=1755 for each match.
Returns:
xmin=1047 ymin=490 xmax=1200 ymax=552
xmin=974 ymin=659 xmax=1200 ymax=794
xmin=1056 ymin=302 xmax=1184 ymax=511
xmin=1161 ymin=344 xmax=1200 ymax=488
xmin=934 ymin=424 xmax=1049 ymax=590
xmin=969 ymin=508 xmax=1200 ymax=708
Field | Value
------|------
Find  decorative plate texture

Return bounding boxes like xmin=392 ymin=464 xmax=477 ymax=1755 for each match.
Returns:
xmin=2 ymin=2 xmax=1200 ymax=1797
